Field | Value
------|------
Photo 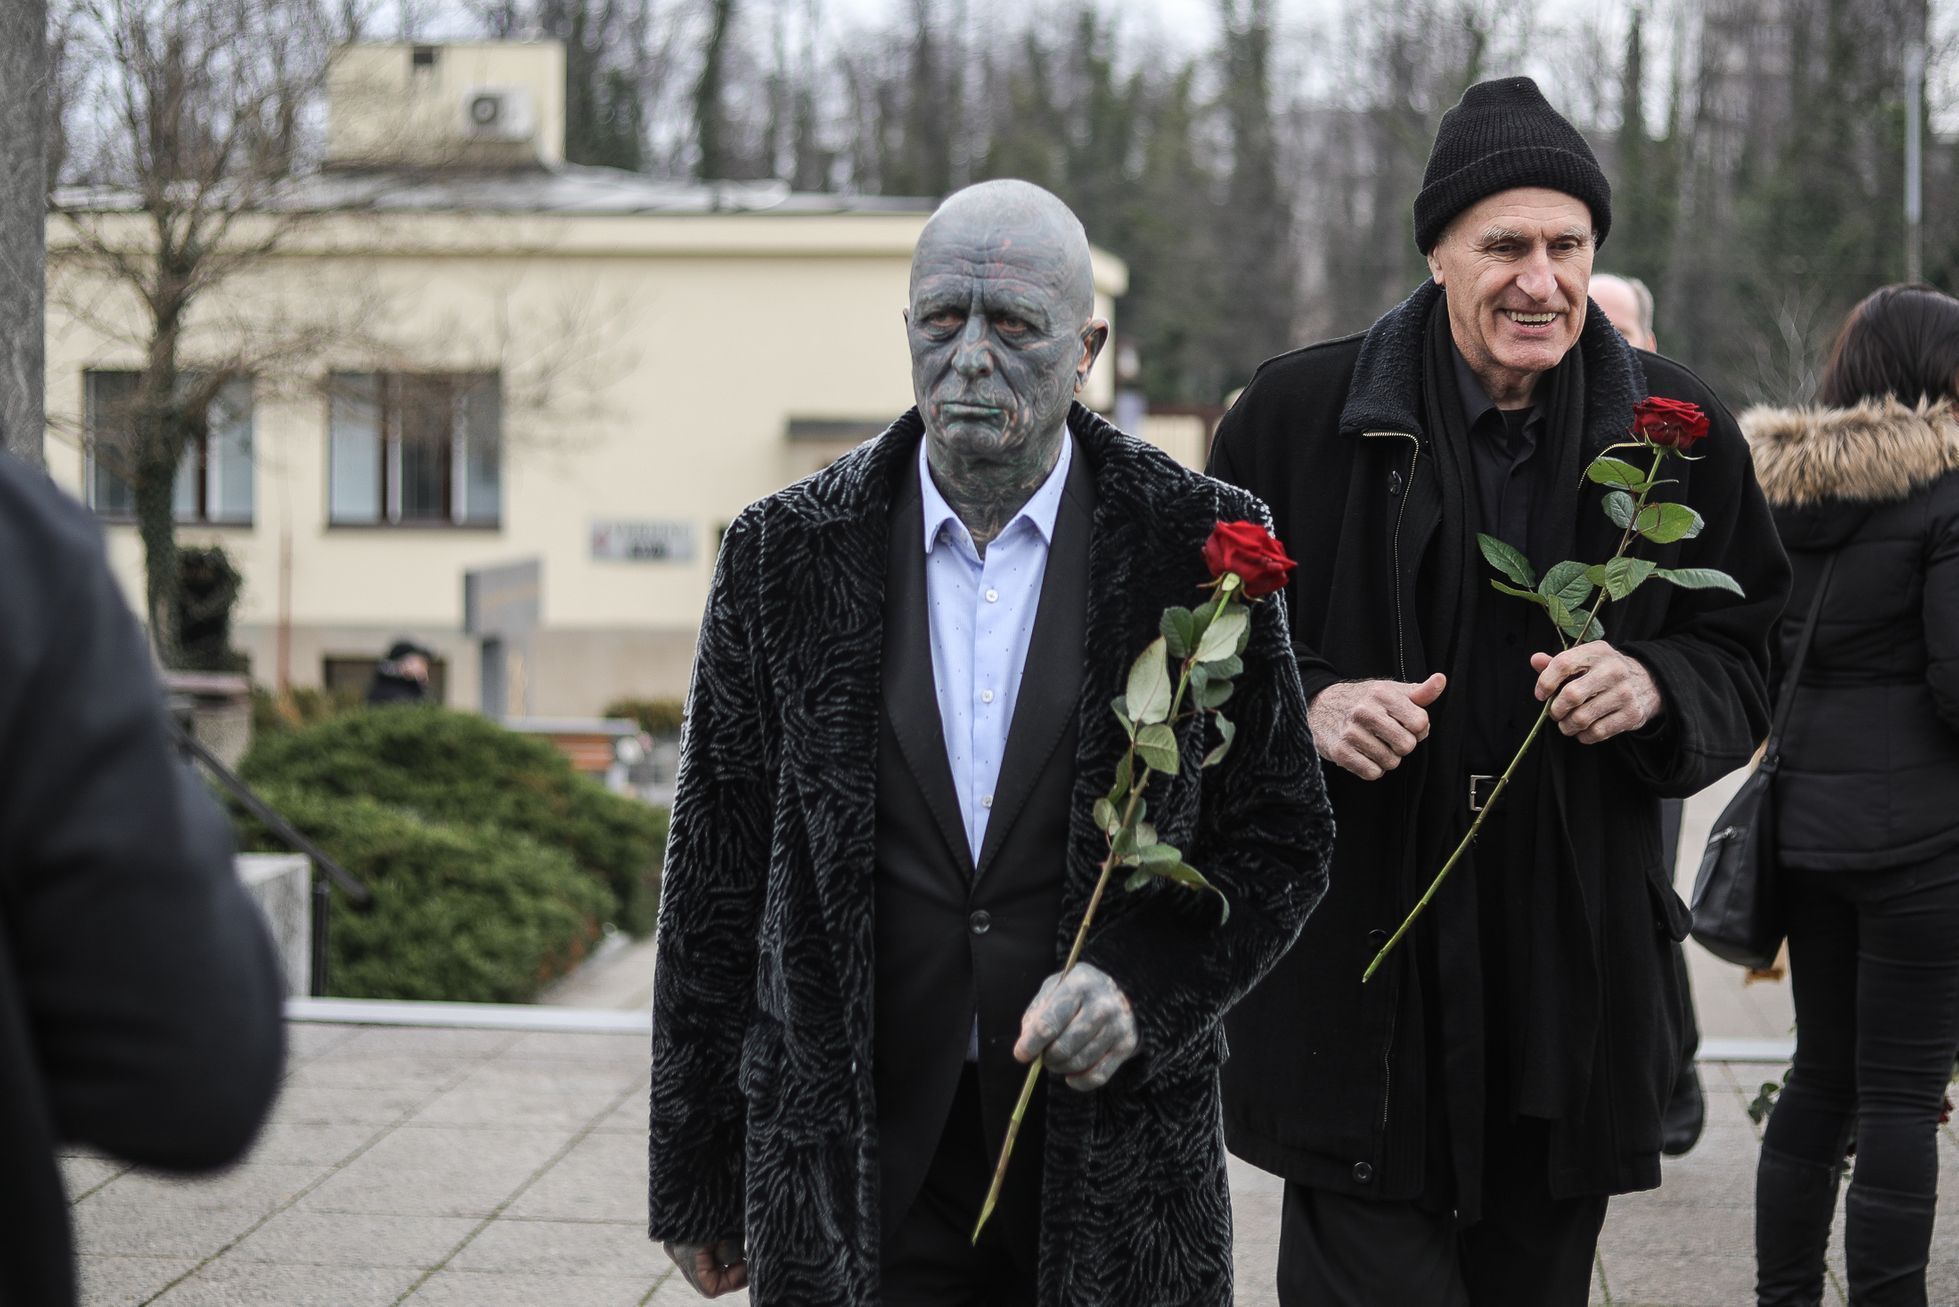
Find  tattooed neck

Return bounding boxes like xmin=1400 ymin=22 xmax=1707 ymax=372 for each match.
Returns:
xmin=926 ymin=426 xmax=1066 ymax=557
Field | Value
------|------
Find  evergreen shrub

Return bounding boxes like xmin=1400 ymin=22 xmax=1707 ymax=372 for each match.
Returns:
xmin=240 ymin=706 xmax=666 ymax=935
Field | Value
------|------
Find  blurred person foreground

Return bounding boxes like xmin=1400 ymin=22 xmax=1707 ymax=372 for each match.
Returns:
xmin=0 ymin=453 xmax=285 ymax=1306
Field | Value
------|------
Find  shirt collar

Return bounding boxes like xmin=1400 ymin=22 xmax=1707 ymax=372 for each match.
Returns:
xmin=918 ymin=429 xmax=1073 ymax=557
xmin=1450 ymin=341 xmax=1553 ymax=444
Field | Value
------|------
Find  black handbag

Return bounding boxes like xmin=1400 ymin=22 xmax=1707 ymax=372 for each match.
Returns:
xmin=1689 ymin=555 xmax=1836 ymax=969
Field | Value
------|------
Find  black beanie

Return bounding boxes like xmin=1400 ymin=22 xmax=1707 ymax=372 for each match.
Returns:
xmin=1413 ymin=76 xmax=1611 ymax=253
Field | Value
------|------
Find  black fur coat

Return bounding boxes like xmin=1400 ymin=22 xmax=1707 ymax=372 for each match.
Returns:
xmin=649 ymin=404 xmax=1333 ymax=1305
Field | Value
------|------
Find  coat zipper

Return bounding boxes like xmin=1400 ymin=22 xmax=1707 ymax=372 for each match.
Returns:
xmin=1360 ymin=430 xmax=1420 ymax=1153
xmin=1362 ymin=431 xmax=1422 ymax=684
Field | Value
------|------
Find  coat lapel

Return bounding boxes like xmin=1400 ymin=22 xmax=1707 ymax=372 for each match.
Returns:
xmin=882 ymin=462 xmax=977 ymax=879
xmin=974 ymin=440 xmax=1095 ymax=880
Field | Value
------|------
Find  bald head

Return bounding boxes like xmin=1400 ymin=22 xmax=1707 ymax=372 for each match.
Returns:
xmin=912 ymin=180 xmax=1098 ymax=325
xmin=1591 ymin=273 xmax=1656 ymax=352
xmin=905 ymin=179 xmax=1108 ymax=478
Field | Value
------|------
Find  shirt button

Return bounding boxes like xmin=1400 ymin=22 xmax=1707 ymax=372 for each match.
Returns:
xmin=1366 ymin=929 xmax=1388 ymax=949
xmin=970 ymin=911 xmax=992 ymax=935
xmin=980 ymin=794 xmax=993 ymax=809
xmin=1352 ymin=1162 xmax=1374 ymax=1184
xmin=985 ymin=588 xmax=999 ymax=603
xmin=980 ymin=689 xmax=995 ymax=704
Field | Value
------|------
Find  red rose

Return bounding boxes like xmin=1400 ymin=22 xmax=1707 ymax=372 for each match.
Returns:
xmin=1203 ymin=520 xmax=1296 ymax=598
xmin=1633 ymin=396 xmax=1710 ymax=450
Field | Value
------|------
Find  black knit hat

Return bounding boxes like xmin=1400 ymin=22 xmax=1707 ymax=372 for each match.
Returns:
xmin=1413 ymin=76 xmax=1611 ymax=253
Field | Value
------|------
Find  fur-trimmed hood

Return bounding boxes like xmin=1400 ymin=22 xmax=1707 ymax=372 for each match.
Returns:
xmin=1743 ymin=398 xmax=1959 ymax=508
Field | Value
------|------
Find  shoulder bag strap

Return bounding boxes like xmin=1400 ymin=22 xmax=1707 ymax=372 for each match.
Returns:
xmin=1764 ymin=553 xmax=1838 ymax=766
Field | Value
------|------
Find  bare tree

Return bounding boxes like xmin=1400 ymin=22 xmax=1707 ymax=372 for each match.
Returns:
xmin=0 ymin=0 xmax=49 ymax=466
xmin=49 ymin=0 xmax=348 ymax=663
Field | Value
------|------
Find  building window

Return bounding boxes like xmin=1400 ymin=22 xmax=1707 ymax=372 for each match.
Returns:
xmin=84 ymin=370 xmax=256 ymax=525
xmin=328 ymin=373 xmax=501 ymax=527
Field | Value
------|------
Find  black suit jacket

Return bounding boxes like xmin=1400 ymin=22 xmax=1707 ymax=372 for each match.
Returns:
xmin=872 ymin=440 xmax=1093 ymax=1244
xmin=0 ymin=456 xmax=286 ymax=1306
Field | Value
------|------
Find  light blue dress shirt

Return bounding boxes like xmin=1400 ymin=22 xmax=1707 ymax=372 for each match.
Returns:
xmin=917 ymin=432 xmax=1073 ymax=867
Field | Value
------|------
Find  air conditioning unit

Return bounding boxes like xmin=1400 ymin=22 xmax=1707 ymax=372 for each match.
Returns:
xmin=459 ymin=87 xmax=536 ymax=142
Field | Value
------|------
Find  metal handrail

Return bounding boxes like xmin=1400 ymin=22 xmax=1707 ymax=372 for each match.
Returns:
xmin=170 ymin=721 xmax=373 ymax=997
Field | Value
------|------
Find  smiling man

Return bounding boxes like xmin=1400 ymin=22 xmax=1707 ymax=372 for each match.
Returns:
xmin=1207 ymin=79 xmax=1788 ymax=1306
xmin=650 ymin=179 xmax=1332 ymax=1306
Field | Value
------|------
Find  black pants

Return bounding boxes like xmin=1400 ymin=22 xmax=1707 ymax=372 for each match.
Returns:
xmin=1758 ymin=853 xmax=1959 ymax=1305
xmin=1276 ymin=1115 xmax=1606 ymax=1307
xmin=882 ymin=1065 xmax=1041 ymax=1306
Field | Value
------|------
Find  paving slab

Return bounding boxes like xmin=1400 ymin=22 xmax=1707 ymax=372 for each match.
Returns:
xmin=299 ymin=1125 xmax=576 ymax=1219
xmin=223 ymin=1210 xmax=479 ymax=1269
xmin=146 ymin=1259 xmax=424 ymax=1306
xmin=73 ymin=1256 xmax=198 ymax=1307
xmin=405 ymin=1269 xmax=658 ymax=1305
xmin=447 ymin=1218 xmax=660 ymax=1279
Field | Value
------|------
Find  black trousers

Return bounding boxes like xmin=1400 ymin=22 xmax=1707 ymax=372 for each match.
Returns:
xmin=1758 ymin=853 xmax=1959 ymax=1305
xmin=881 ymin=1065 xmax=1042 ymax=1306
xmin=1276 ymin=1114 xmax=1606 ymax=1307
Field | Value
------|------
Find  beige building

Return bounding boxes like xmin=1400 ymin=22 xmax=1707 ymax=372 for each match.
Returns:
xmin=44 ymin=40 xmax=1141 ymax=715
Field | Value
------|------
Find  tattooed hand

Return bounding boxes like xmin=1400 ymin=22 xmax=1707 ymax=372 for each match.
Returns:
xmin=662 ymin=1238 xmax=747 ymax=1298
xmin=1014 ymin=962 xmax=1138 ymax=1091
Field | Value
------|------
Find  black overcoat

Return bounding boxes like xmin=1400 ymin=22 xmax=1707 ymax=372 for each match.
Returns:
xmin=1208 ymin=283 xmax=1790 ymax=1203
xmin=0 ymin=456 xmax=287 ymax=1305
xmin=648 ymin=405 xmax=1333 ymax=1305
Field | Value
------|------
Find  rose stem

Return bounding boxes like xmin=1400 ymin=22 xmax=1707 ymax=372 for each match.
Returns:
xmin=972 ymin=582 xmax=1238 ymax=1242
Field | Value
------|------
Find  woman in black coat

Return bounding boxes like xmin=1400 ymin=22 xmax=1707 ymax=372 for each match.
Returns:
xmin=1743 ymin=283 xmax=1959 ymax=1307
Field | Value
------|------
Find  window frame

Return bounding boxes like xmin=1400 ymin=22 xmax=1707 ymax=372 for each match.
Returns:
xmin=326 ymin=371 xmax=503 ymax=531
xmin=83 ymin=370 xmax=257 ymax=528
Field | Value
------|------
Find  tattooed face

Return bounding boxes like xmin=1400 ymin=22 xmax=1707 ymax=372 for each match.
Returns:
xmin=906 ymin=182 xmax=1107 ymax=478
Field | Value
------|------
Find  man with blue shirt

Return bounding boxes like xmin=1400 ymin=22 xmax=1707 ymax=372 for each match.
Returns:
xmin=649 ymin=179 xmax=1332 ymax=1306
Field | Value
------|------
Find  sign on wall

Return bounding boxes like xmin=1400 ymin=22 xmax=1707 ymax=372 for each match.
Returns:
xmin=591 ymin=520 xmax=697 ymax=563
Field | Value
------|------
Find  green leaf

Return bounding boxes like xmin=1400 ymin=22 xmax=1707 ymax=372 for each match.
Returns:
xmin=1634 ymin=501 xmax=1704 ymax=545
xmin=1139 ymin=839 xmax=1182 ymax=864
xmin=1553 ymin=602 xmax=1605 ymax=642
xmin=1160 ymin=607 xmax=1196 ymax=660
xmin=1134 ymin=722 xmax=1180 ymax=774
xmin=1195 ymin=606 xmax=1249 ymax=665
xmin=1123 ymin=868 xmax=1153 ymax=892
xmin=1477 ymin=533 xmax=1536 ymax=588
xmin=1491 ymin=580 xmax=1550 ymax=606
xmin=1202 ymin=714 xmax=1236 ymax=767
xmin=1585 ymin=456 xmax=1650 ymax=492
xmin=1092 ymin=798 xmax=1118 ymax=834
xmin=1110 ymin=696 xmax=1135 ymax=739
xmin=1135 ymin=821 xmax=1158 ymax=849
xmin=1603 ymin=490 xmax=1637 ymax=529
xmin=1208 ymin=655 xmax=1244 ymax=681
xmin=1655 ymin=566 xmax=1745 ymax=596
xmin=1197 ymin=678 xmax=1234 ymax=710
xmin=1106 ymin=750 xmax=1132 ymax=804
xmin=1545 ymin=593 xmax=1577 ymax=635
xmin=1600 ymin=555 xmax=1658 ymax=600
xmin=1537 ymin=560 xmax=1595 ymax=612
xmin=1126 ymin=638 xmax=1174 ymax=725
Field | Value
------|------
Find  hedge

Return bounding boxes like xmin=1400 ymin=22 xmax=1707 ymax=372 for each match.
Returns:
xmin=231 ymin=788 xmax=612 ymax=1003
xmin=240 ymin=706 xmax=666 ymax=935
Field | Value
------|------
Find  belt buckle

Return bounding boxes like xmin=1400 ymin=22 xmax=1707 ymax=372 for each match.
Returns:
xmin=1468 ymin=774 xmax=1497 ymax=813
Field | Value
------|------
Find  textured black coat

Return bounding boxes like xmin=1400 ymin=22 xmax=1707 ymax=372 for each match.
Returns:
xmin=0 ymin=457 xmax=287 ymax=1306
xmin=1207 ymin=283 xmax=1789 ymax=1202
xmin=1743 ymin=399 xmax=1959 ymax=869
xmin=648 ymin=405 xmax=1333 ymax=1306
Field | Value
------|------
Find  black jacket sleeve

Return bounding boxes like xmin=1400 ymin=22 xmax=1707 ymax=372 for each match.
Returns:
xmin=0 ymin=463 xmax=285 ymax=1171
